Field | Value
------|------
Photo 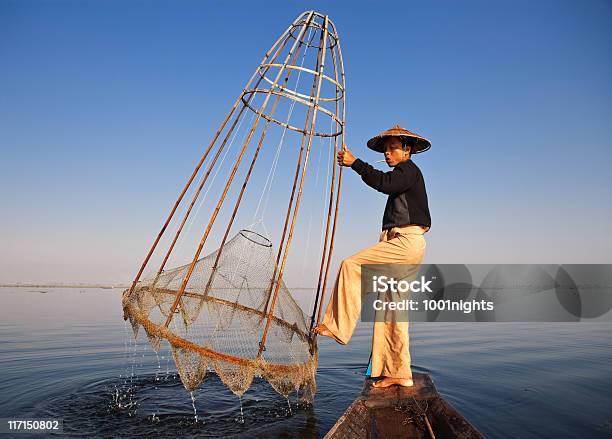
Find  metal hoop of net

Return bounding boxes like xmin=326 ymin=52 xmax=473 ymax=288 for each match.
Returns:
xmin=122 ymin=10 xmax=346 ymax=402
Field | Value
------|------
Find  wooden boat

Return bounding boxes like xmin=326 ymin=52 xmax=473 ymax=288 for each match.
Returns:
xmin=324 ymin=373 xmax=486 ymax=439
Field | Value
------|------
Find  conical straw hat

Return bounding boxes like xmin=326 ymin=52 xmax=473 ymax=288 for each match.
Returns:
xmin=366 ymin=124 xmax=431 ymax=154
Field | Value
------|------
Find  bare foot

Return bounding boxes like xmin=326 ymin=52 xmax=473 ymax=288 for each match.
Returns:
xmin=312 ymin=323 xmax=330 ymax=336
xmin=373 ymin=377 xmax=414 ymax=388
xmin=312 ymin=324 xmax=345 ymax=345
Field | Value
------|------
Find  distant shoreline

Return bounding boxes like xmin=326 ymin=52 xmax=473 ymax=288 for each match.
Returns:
xmin=0 ymin=284 xmax=325 ymax=290
xmin=0 ymin=283 xmax=129 ymax=289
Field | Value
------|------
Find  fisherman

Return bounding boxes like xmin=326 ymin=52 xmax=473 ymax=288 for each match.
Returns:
xmin=313 ymin=124 xmax=431 ymax=388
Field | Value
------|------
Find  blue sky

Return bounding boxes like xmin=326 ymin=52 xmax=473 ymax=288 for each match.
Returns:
xmin=1 ymin=0 xmax=611 ymax=285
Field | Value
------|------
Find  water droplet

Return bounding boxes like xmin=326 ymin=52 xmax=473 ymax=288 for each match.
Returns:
xmin=286 ymin=396 xmax=292 ymax=416
xmin=190 ymin=391 xmax=198 ymax=423
xmin=237 ymin=395 xmax=245 ymax=424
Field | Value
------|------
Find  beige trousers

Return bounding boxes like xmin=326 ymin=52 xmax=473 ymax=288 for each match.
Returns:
xmin=321 ymin=224 xmax=427 ymax=379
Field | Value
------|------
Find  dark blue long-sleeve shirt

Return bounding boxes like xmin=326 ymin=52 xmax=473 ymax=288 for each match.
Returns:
xmin=351 ymin=158 xmax=431 ymax=230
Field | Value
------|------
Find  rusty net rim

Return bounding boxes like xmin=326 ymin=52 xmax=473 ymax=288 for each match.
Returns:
xmin=257 ymin=63 xmax=344 ymax=102
xmin=123 ymin=291 xmax=313 ymax=374
xmin=138 ymin=286 xmax=310 ymax=342
xmin=240 ymin=90 xmax=342 ymax=138
xmin=239 ymin=229 xmax=272 ymax=247
xmin=288 ymin=18 xmax=339 ymax=49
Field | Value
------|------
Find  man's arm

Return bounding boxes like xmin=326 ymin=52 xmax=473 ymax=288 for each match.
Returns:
xmin=350 ymin=159 xmax=417 ymax=195
xmin=336 ymin=146 xmax=418 ymax=194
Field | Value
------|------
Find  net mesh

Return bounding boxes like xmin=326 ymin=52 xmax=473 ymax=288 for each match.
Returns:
xmin=122 ymin=230 xmax=317 ymax=400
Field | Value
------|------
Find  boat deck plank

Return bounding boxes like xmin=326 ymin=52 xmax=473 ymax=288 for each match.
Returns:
xmin=324 ymin=373 xmax=486 ymax=439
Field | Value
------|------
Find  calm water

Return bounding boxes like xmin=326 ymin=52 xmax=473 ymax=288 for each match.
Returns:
xmin=0 ymin=287 xmax=611 ymax=438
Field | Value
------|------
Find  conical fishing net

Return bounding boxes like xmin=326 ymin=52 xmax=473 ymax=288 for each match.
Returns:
xmin=122 ymin=229 xmax=317 ymax=400
xmin=122 ymin=10 xmax=345 ymax=405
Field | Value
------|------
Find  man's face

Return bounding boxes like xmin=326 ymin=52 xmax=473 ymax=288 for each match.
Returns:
xmin=383 ymin=137 xmax=410 ymax=167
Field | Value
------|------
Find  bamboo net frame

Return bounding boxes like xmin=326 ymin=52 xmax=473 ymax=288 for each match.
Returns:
xmin=122 ymin=10 xmax=346 ymax=401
